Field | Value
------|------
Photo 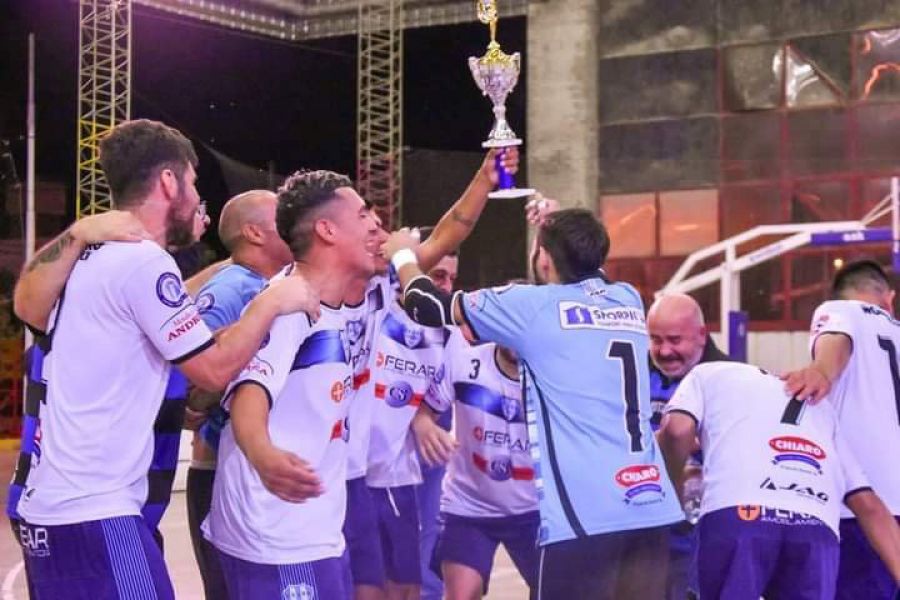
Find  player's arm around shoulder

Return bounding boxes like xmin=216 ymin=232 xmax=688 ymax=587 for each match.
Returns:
xmin=179 ymin=269 xmax=320 ymax=391
xmin=14 ymin=210 xmax=151 ymax=331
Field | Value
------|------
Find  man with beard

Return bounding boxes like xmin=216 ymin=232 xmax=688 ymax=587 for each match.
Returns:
xmin=12 ymin=119 xmax=318 ymax=598
xmin=646 ymin=292 xmax=730 ymax=600
xmin=383 ymin=208 xmax=683 ymax=599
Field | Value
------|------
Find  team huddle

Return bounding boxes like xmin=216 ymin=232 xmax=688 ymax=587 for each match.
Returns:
xmin=7 ymin=118 xmax=900 ymax=600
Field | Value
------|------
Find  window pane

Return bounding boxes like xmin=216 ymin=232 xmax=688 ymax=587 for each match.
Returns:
xmin=857 ymin=103 xmax=900 ymax=173
xmin=720 ymin=184 xmax=784 ymax=239
xmin=855 ymin=28 xmax=900 ymax=102
xmin=722 ymin=43 xmax=783 ymax=111
xmin=599 ymin=117 xmax=720 ymax=192
xmin=786 ymin=108 xmax=850 ymax=176
xmin=598 ymin=0 xmax=716 ymax=57
xmin=599 ymin=49 xmax=717 ymax=124
xmin=789 ymin=180 xmax=852 ymax=223
xmin=600 ymin=193 xmax=657 ymax=258
xmin=784 ymin=47 xmax=842 ymax=108
xmin=721 ymin=113 xmax=782 ymax=182
xmin=659 ymin=189 xmax=719 ymax=256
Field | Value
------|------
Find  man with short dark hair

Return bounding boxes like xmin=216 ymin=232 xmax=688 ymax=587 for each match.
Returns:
xmin=185 ymin=189 xmax=294 ymax=600
xmin=783 ymin=259 xmax=900 ymax=599
xmin=383 ymin=207 xmax=683 ymax=599
xmin=202 ymin=169 xmax=380 ymax=599
xmin=12 ymin=119 xmax=317 ymax=598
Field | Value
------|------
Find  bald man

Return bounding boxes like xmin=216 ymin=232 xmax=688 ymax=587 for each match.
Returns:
xmin=647 ymin=293 xmax=730 ymax=600
xmin=186 ymin=189 xmax=293 ymax=600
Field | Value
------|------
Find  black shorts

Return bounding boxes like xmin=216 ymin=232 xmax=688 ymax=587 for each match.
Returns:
xmin=537 ymin=525 xmax=670 ymax=600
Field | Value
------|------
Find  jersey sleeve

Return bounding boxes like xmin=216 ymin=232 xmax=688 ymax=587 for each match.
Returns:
xmin=221 ymin=314 xmax=304 ymax=410
xmin=122 ymin=250 xmax=214 ymax=363
xmin=835 ymin=425 xmax=871 ymax=498
xmin=457 ymin=284 xmax=546 ymax=351
xmin=809 ymin=302 xmax=857 ymax=357
xmin=664 ymin=368 xmax=705 ymax=427
xmin=196 ymin=279 xmax=250 ymax=332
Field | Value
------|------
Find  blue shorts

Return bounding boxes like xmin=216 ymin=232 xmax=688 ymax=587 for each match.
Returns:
xmin=431 ymin=511 xmax=540 ymax=593
xmin=217 ymin=548 xmax=349 ymax=600
xmin=836 ymin=516 xmax=900 ymax=600
xmin=343 ymin=477 xmax=386 ymax=588
xmin=370 ymin=485 xmax=421 ymax=585
xmin=698 ymin=506 xmax=839 ymax=600
xmin=18 ymin=515 xmax=175 ymax=600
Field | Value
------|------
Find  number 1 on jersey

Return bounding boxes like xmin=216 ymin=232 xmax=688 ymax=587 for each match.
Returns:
xmin=608 ymin=340 xmax=643 ymax=452
xmin=877 ymin=336 xmax=900 ymax=426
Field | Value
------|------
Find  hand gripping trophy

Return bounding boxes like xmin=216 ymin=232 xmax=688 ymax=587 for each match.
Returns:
xmin=469 ymin=0 xmax=534 ymax=199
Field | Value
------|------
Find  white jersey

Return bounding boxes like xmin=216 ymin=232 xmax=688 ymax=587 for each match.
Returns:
xmin=666 ymin=362 xmax=869 ymax=536
xmin=345 ymin=274 xmax=393 ymax=480
xmin=428 ymin=331 xmax=538 ymax=517
xmin=810 ymin=299 xmax=900 ymax=516
xmin=203 ymin=300 xmax=351 ymax=564
xmin=365 ymin=299 xmax=449 ymax=487
xmin=19 ymin=241 xmax=213 ymax=525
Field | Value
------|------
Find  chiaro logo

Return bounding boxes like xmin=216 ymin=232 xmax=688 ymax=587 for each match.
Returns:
xmin=614 ymin=465 xmax=664 ymax=504
xmin=769 ymin=436 xmax=826 ymax=474
xmin=615 ymin=465 xmax=660 ymax=487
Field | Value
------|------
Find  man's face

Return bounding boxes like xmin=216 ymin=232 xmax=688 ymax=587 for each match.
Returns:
xmin=329 ymin=187 xmax=379 ymax=277
xmin=165 ymin=163 xmax=201 ymax=250
xmin=427 ymin=255 xmax=458 ymax=294
xmin=648 ymin=311 xmax=706 ymax=379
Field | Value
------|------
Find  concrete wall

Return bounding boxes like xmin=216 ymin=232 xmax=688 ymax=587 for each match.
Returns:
xmin=526 ymin=0 xmax=599 ymax=210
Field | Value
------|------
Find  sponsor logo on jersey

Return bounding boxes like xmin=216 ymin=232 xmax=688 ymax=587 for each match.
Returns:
xmin=488 ymin=456 xmax=513 ymax=481
xmin=331 ymin=381 xmax=346 ymax=403
xmin=558 ymin=301 xmax=646 ymax=333
xmin=156 ymin=272 xmax=189 ymax=308
xmin=375 ymin=352 xmax=439 ymax=380
xmin=759 ymin=477 xmax=829 ymax=504
xmin=166 ymin=312 xmax=203 ymax=342
xmin=386 ymin=381 xmax=414 ymax=407
xmin=472 ymin=427 xmax=530 ymax=452
xmin=736 ymin=505 xmax=761 ymax=521
xmin=18 ymin=523 xmax=50 ymax=558
xmin=346 ymin=318 xmax=365 ymax=345
xmin=195 ymin=292 xmax=215 ymax=313
xmin=244 ymin=356 xmax=274 ymax=378
xmin=615 ymin=465 xmax=664 ymax=504
xmin=769 ymin=436 xmax=825 ymax=474
xmin=403 ymin=325 xmax=423 ymax=349
xmin=282 ymin=582 xmax=316 ymax=600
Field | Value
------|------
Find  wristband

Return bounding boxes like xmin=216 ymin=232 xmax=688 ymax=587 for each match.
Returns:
xmin=391 ymin=248 xmax=418 ymax=271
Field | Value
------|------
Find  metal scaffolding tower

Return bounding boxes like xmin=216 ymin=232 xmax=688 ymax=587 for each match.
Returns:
xmin=357 ymin=0 xmax=403 ymax=229
xmin=76 ymin=0 xmax=132 ymax=217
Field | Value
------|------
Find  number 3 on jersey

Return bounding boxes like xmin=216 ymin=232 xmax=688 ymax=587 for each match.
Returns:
xmin=607 ymin=340 xmax=642 ymax=452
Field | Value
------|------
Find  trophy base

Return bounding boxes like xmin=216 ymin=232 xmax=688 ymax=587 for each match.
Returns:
xmin=482 ymin=138 xmax=522 ymax=149
xmin=489 ymin=187 xmax=535 ymax=200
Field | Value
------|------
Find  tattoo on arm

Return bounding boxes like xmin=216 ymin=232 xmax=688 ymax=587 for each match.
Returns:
xmin=26 ymin=232 xmax=76 ymax=273
xmin=450 ymin=209 xmax=476 ymax=228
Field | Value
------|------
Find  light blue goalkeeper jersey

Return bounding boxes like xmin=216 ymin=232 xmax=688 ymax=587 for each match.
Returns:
xmin=459 ymin=276 xmax=682 ymax=545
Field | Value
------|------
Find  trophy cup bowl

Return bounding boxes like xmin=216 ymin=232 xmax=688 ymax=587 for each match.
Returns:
xmin=469 ymin=45 xmax=535 ymax=200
